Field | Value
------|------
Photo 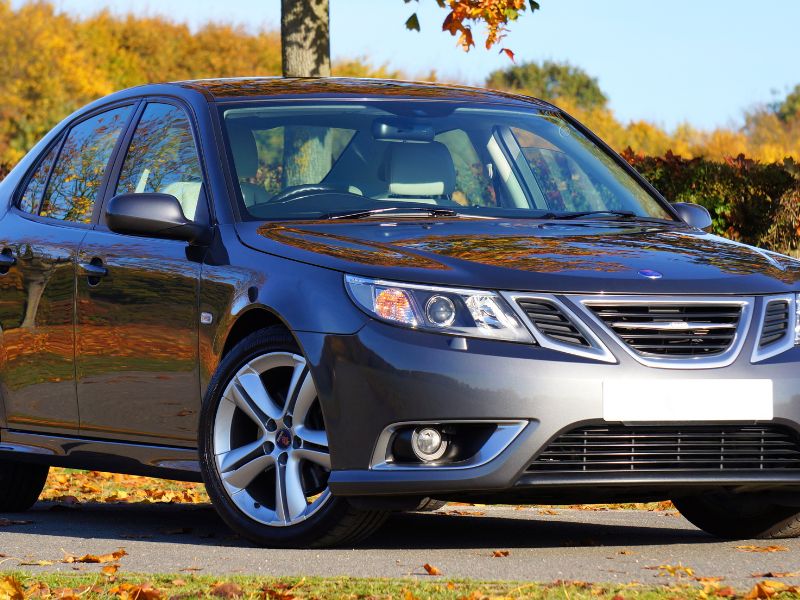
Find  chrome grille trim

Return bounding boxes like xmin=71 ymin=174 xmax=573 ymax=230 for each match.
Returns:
xmin=571 ymin=295 xmax=754 ymax=369
xmin=502 ymin=293 xmax=616 ymax=363
xmin=752 ymin=294 xmax=796 ymax=364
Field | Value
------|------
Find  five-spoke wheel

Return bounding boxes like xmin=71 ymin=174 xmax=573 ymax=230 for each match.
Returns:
xmin=200 ymin=327 xmax=388 ymax=548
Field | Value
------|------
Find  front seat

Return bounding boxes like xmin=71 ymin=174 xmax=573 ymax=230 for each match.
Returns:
xmin=381 ymin=141 xmax=457 ymax=203
xmin=227 ymin=125 xmax=271 ymax=207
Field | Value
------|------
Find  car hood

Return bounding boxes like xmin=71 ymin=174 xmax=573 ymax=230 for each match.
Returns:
xmin=236 ymin=218 xmax=800 ymax=295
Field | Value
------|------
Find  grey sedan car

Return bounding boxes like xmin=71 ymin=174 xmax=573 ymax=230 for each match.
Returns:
xmin=0 ymin=78 xmax=799 ymax=547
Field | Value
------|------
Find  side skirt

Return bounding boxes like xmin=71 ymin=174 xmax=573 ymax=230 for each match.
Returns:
xmin=0 ymin=429 xmax=202 ymax=482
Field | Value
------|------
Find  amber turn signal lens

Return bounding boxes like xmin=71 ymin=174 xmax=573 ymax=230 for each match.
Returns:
xmin=374 ymin=288 xmax=417 ymax=326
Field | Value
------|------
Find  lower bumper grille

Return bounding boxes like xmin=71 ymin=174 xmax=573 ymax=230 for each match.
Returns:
xmin=528 ymin=426 xmax=800 ymax=474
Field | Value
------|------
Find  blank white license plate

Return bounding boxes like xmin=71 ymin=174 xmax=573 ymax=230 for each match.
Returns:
xmin=603 ymin=379 xmax=773 ymax=422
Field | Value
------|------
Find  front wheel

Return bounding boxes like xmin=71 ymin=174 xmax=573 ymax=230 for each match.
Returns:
xmin=0 ymin=460 xmax=49 ymax=512
xmin=674 ymin=491 xmax=800 ymax=539
xmin=199 ymin=327 xmax=388 ymax=548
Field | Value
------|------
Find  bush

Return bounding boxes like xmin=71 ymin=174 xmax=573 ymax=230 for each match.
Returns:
xmin=622 ymin=149 xmax=800 ymax=254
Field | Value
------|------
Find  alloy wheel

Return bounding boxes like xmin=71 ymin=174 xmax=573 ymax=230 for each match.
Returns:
xmin=212 ymin=352 xmax=331 ymax=526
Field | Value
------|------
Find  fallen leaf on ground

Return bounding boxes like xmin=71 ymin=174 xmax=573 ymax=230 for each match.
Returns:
xmin=649 ymin=563 xmax=695 ymax=578
xmin=211 ymin=581 xmax=243 ymax=598
xmin=109 ymin=582 xmax=162 ymax=600
xmin=0 ymin=576 xmax=24 ymax=600
xmin=751 ymin=572 xmax=800 ymax=578
xmin=63 ymin=548 xmax=127 ymax=564
xmin=445 ymin=510 xmax=485 ymax=517
xmin=491 ymin=550 xmax=510 ymax=557
xmin=736 ymin=545 xmax=788 ymax=553
xmin=746 ymin=581 xmax=788 ymax=599
xmin=18 ymin=560 xmax=54 ymax=566
xmin=423 ymin=563 xmax=442 ymax=576
xmin=538 ymin=509 xmax=558 ymax=515
xmin=102 ymin=564 xmax=120 ymax=577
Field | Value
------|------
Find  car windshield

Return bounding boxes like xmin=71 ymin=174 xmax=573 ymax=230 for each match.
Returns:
xmin=220 ymin=101 xmax=674 ymax=222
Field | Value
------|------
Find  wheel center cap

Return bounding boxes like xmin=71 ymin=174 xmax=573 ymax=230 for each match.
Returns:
xmin=275 ymin=428 xmax=293 ymax=450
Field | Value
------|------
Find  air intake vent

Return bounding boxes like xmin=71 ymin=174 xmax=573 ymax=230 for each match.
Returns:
xmin=517 ymin=300 xmax=589 ymax=347
xmin=760 ymin=300 xmax=790 ymax=347
xmin=587 ymin=303 xmax=742 ymax=357
xmin=529 ymin=426 xmax=800 ymax=474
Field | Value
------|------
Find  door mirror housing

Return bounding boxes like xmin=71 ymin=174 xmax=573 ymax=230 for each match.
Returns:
xmin=105 ymin=193 xmax=210 ymax=243
xmin=672 ymin=202 xmax=713 ymax=230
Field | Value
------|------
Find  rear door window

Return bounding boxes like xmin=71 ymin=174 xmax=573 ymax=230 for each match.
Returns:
xmin=39 ymin=106 xmax=132 ymax=223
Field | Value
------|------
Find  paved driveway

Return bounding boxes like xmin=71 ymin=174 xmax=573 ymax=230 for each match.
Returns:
xmin=2 ymin=503 xmax=799 ymax=587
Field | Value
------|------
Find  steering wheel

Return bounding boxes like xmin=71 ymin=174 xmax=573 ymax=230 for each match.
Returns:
xmin=268 ymin=184 xmax=348 ymax=204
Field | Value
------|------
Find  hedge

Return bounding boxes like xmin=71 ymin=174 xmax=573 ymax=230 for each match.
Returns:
xmin=1 ymin=152 xmax=798 ymax=255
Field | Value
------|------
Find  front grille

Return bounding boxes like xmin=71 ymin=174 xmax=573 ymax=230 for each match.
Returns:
xmin=587 ymin=303 xmax=742 ymax=357
xmin=528 ymin=426 xmax=800 ymax=474
xmin=518 ymin=300 xmax=590 ymax=347
xmin=760 ymin=300 xmax=791 ymax=347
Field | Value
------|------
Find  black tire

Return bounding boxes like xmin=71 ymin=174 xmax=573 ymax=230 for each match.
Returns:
xmin=0 ymin=460 xmax=49 ymax=512
xmin=414 ymin=498 xmax=447 ymax=512
xmin=199 ymin=326 xmax=388 ymax=548
xmin=674 ymin=492 xmax=800 ymax=539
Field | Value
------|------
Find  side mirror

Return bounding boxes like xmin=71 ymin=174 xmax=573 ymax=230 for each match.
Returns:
xmin=105 ymin=193 xmax=209 ymax=243
xmin=673 ymin=202 xmax=713 ymax=230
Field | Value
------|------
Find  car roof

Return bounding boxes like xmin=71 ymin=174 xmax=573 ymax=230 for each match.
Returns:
xmin=169 ymin=76 xmax=556 ymax=109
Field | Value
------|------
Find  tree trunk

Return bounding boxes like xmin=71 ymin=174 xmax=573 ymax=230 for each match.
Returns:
xmin=281 ymin=0 xmax=330 ymax=78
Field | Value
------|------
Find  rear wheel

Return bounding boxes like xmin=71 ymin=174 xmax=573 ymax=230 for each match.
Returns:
xmin=199 ymin=327 xmax=388 ymax=548
xmin=0 ymin=460 xmax=49 ymax=512
xmin=674 ymin=491 xmax=800 ymax=539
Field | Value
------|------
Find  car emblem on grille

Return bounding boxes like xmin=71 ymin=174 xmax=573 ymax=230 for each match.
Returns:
xmin=637 ymin=269 xmax=663 ymax=280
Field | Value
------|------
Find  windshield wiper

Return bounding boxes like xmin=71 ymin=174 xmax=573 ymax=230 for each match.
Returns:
xmin=548 ymin=210 xmax=639 ymax=220
xmin=324 ymin=206 xmax=460 ymax=220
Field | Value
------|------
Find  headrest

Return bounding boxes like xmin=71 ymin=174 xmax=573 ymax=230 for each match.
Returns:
xmin=385 ymin=141 xmax=456 ymax=197
xmin=227 ymin=124 xmax=258 ymax=179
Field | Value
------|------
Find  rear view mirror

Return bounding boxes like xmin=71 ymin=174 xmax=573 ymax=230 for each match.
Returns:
xmin=372 ymin=117 xmax=434 ymax=143
xmin=105 ymin=193 xmax=210 ymax=243
xmin=673 ymin=202 xmax=713 ymax=230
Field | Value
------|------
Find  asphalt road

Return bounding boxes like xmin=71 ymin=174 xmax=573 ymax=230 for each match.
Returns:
xmin=2 ymin=503 xmax=800 ymax=588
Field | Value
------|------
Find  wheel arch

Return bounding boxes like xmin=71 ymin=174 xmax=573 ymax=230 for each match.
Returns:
xmin=220 ymin=306 xmax=290 ymax=358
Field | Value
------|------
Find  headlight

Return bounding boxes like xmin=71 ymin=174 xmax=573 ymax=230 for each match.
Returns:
xmin=795 ymin=293 xmax=800 ymax=345
xmin=345 ymin=275 xmax=533 ymax=343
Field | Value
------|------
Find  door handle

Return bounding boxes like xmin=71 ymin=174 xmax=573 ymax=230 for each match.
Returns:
xmin=79 ymin=260 xmax=108 ymax=281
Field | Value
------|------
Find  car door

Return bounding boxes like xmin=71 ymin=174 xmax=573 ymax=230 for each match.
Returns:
xmin=0 ymin=105 xmax=134 ymax=435
xmin=75 ymin=101 xmax=209 ymax=447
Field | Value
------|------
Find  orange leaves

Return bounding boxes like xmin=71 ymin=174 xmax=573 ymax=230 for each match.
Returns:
xmin=491 ymin=550 xmax=510 ymax=557
xmin=0 ymin=576 xmax=24 ymax=600
xmin=735 ymin=545 xmax=789 ymax=553
xmin=407 ymin=0 xmax=539 ymax=54
xmin=423 ymin=563 xmax=442 ymax=576
xmin=41 ymin=468 xmax=209 ymax=506
xmin=109 ymin=582 xmax=163 ymax=600
xmin=210 ymin=582 xmax=243 ymax=598
xmin=62 ymin=548 xmax=127 ymax=564
xmin=745 ymin=580 xmax=800 ymax=599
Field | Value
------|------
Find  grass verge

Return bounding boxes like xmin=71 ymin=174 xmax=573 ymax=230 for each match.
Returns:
xmin=0 ymin=573 xmax=797 ymax=600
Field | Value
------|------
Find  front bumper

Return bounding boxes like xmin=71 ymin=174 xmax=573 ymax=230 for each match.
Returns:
xmin=296 ymin=315 xmax=800 ymax=501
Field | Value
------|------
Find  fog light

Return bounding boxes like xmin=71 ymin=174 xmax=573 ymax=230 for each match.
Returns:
xmin=412 ymin=427 xmax=447 ymax=461
xmin=425 ymin=295 xmax=456 ymax=327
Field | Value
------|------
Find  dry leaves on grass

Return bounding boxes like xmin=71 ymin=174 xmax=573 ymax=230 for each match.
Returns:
xmin=746 ymin=580 xmax=800 ymax=599
xmin=63 ymin=548 xmax=127 ymax=564
xmin=0 ymin=576 xmax=24 ymax=600
xmin=211 ymin=581 xmax=243 ymax=598
xmin=735 ymin=545 xmax=789 ymax=553
xmin=423 ymin=563 xmax=442 ymax=576
xmin=42 ymin=468 xmax=208 ymax=506
xmin=109 ymin=582 xmax=162 ymax=600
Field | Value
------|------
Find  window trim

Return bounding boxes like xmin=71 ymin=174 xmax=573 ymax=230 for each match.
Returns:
xmin=11 ymin=100 xmax=140 ymax=230
xmin=96 ymin=96 xmax=212 ymax=232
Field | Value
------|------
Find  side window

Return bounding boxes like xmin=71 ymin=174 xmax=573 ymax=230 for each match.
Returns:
xmin=511 ymin=126 xmax=607 ymax=212
xmin=19 ymin=142 xmax=60 ymax=213
xmin=116 ymin=103 xmax=204 ymax=221
xmin=40 ymin=106 xmax=132 ymax=223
